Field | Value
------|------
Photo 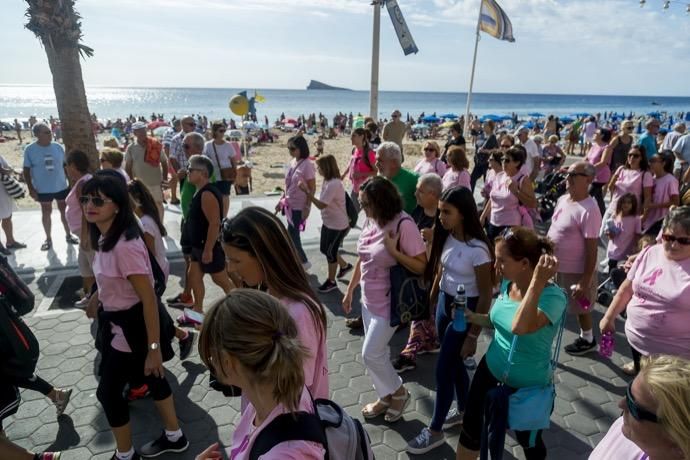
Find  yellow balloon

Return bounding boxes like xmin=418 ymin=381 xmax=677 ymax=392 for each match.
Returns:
xmin=229 ymin=95 xmax=249 ymax=116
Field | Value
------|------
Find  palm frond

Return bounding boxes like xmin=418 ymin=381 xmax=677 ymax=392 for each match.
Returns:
xmin=24 ymin=0 xmax=94 ymax=58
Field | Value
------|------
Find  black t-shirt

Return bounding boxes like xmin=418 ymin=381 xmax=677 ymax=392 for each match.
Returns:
xmin=477 ymin=134 xmax=498 ymax=153
xmin=411 ymin=205 xmax=437 ymax=230
xmin=186 ymin=183 xmax=223 ymax=249
xmin=442 ymin=136 xmax=466 ymax=163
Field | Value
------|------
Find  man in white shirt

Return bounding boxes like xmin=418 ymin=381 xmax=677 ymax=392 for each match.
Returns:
xmin=515 ymin=126 xmax=541 ymax=181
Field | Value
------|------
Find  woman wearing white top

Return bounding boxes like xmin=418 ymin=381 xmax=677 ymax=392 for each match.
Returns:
xmin=203 ymin=121 xmax=235 ymax=217
xmin=0 ymin=154 xmax=25 ymax=254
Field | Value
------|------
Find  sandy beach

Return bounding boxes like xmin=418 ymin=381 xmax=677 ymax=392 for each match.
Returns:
xmin=0 ymin=128 xmax=432 ymax=210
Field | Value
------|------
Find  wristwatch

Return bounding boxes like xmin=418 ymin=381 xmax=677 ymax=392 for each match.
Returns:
xmin=149 ymin=342 xmax=160 ymax=351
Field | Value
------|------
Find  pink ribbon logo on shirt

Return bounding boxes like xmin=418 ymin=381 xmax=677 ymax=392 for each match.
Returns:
xmin=552 ymin=208 xmax=562 ymax=222
xmin=642 ymin=268 xmax=663 ymax=286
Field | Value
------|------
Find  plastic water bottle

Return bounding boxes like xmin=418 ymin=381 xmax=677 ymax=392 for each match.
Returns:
xmin=452 ymin=284 xmax=467 ymax=332
xmin=599 ymin=331 xmax=615 ymax=358
xmin=570 ymin=284 xmax=591 ymax=311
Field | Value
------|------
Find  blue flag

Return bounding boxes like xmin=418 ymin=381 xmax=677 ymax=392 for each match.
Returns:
xmin=480 ymin=0 xmax=515 ymax=42
xmin=385 ymin=0 xmax=419 ymax=55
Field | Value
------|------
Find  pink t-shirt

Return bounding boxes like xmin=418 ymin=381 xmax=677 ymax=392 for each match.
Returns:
xmin=609 ymin=167 xmax=654 ymax=213
xmin=607 ymin=215 xmax=642 ymax=261
xmin=414 ymin=158 xmax=447 ymax=177
xmin=227 ymin=387 xmax=326 ymax=460
xmin=319 ymin=179 xmax=349 ymax=231
xmin=280 ymin=297 xmax=329 ymax=399
xmin=140 ymin=214 xmax=169 ymax=282
xmin=625 ymin=244 xmax=690 ymax=358
xmin=588 ymin=417 xmax=646 ymax=460
xmin=547 ymin=195 xmax=602 ymax=274
xmin=489 ymin=171 xmax=523 ymax=227
xmin=348 ymin=148 xmax=376 ymax=192
xmin=481 ymin=169 xmax=498 ymax=199
xmin=442 ymin=169 xmax=471 ymax=191
xmin=643 ymin=174 xmax=679 ymax=231
xmin=586 ymin=143 xmax=611 ymax=184
xmin=65 ymin=174 xmax=92 ymax=233
xmin=285 ymin=159 xmax=316 ymax=212
xmin=357 ymin=213 xmax=426 ymax=319
xmin=93 ymin=235 xmax=154 ymax=353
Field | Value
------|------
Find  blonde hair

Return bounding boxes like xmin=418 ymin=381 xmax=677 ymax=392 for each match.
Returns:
xmin=423 ymin=141 xmax=441 ymax=158
xmin=102 ymin=136 xmax=120 ymax=149
xmin=100 ymin=147 xmax=124 ymax=168
xmin=640 ymin=355 xmax=690 ymax=458
xmin=199 ymin=289 xmax=308 ymax=412
xmin=548 ymin=135 xmax=559 ymax=143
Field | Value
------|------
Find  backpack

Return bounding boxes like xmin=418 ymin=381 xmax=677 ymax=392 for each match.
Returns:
xmin=0 ymin=298 xmax=40 ymax=379
xmin=0 ymin=255 xmax=35 ymax=316
xmin=345 ymin=193 xmax=359 ymax=228
xmin=249 ymin=397 xmax=374 ymax=460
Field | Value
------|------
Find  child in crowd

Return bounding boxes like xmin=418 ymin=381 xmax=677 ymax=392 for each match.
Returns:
xmin=605 ymin=193 xmax=641 ymax=272
xmin=314 ymin=135 xmax=324 ymax=157
xmin=542 ymin=135 xmax=565 ymax=175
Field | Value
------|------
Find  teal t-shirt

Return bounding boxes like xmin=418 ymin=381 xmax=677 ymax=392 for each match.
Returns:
xmin=390 ymin=168 xmax=419 ymax=215
xmin=637 ymin=132 xmax=657 ymax=159
xmin=485 ymin=280 xmax=566 ymax=388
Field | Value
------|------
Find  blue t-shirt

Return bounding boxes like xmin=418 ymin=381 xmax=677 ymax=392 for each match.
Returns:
xmin=23 ymin=142 xmax=68 ymax=194
xmin=637 ymin=132 xmax=657 ymax=159
xmin=485 ymin=280 xmax=567 ymax=388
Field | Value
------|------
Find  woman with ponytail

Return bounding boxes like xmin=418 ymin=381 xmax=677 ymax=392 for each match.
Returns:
xmin=341 ymin=128 xmax=376 ymax=214
xmin=196 ymin=289 xmax=325 ymax=460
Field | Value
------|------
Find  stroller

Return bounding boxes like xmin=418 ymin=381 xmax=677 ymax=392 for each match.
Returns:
xmin=535 ymin=170 xmax=567 ymax=223
xmin=596 ymin=267 xmax=627 ymax=309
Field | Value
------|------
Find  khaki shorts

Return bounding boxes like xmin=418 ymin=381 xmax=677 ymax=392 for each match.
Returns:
xmin=78 ymin=245 xmax=95 ymax=277
xmin=146 ymin=184 xmax=164 ymax=203
xmin=555 ymin=272 xmax=597 ymax=314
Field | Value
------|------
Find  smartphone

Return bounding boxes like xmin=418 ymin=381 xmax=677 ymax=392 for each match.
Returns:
xmin=183 ymin=308 xmax=205 ymax=325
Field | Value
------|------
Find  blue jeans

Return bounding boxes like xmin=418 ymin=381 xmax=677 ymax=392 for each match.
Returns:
xmin=430 ymin=291 xmax=479 ymax=431
xmin=287 ymin=209 xmax=308 ymax=263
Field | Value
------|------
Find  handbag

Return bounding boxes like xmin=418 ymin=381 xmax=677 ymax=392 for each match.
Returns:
xmin=212 ymin=143 xmax=237 ymax=182
xmin=389 ymin=217 xmax=428 ymax=327
xmin=503 ymin=306 xmax=566 ymax=431
xmin=1 ymin=174 xmax=25 ymax=199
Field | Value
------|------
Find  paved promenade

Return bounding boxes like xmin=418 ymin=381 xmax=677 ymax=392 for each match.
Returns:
xmin=4 ymin=197 xmax=628 ymax=459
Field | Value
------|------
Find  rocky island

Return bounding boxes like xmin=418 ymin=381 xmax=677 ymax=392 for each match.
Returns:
xmin=306 ymin=80 xmax=351 ymax=91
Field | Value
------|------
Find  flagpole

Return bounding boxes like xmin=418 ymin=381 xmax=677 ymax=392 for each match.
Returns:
xmin=463 ymin=0 xmax=483 ymax=137
xmin=369 ymin=0 xmax=382 ymax=121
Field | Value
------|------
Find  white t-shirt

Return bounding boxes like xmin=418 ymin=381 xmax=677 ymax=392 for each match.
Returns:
xmin=439 ymin=236 xmax=492 ymax=297
xmin=139 ymin=214 xmax=169 ymax=282
xmin=521 ymin=138 xmax=541 ymax=176
xmin=203 ymin=141 xmax=234 ymax=181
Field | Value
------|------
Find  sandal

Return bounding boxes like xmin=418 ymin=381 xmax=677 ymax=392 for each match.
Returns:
xmin=41 ymin=240 xmax=52 ymax=251
xmin=384 ymin=389 xmax=411 ymax=423
xmin=361 ymin=399 xmax=390 ymax=419
xmin=66 ymin=235 xmax=79 ymax=245
xmin=6 ymin=241 xmax=26 ymax=249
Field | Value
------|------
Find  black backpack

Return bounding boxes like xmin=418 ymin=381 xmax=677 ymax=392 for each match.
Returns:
xmin=345 ymin=193 xmax=359 ymax=229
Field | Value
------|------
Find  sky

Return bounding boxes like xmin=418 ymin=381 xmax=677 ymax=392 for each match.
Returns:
xmin=2 ymin=0 xmax=690 ymax=96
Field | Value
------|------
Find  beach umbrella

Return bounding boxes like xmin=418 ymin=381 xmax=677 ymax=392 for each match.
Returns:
xmin=559 ymin=117 xmax=574 ymax=123
xmin=440 ymin=121 xmax=456 ymax=128
xmin=412 ymin=123 xmax=428 ymax=130
xmin=147 ymin=120 xmax=168 ymax=130
xmin=524 ymin=121 xmax=535 ymax=129
xmin=284 ymin=118 xmax=298 ymax=125
xmin=480 ymin=114 xmax=502 ymax=122
xmin=499 ymin=115 xmax=513 ymax=120
xmin=353 ymin=117 xmax=365 ymax=129
xmin=572 ymin=112 xmax=590 ymax=117
xmin=422 ymin=115 xmax=441 ymax=123
xmin=685 ymin=113 xmax=690 ymax=122
xmin=152 ymin=126 xmax=168 ymax=138
xmin=528 ymin=112 xmax=545 ymax=117
xmin=439 ymin=113 xmax=458 ymax=119
xmin=242 ymin=121 xmax=259 ymax=130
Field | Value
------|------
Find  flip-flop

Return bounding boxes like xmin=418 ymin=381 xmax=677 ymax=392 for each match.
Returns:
xmin=384 ymin=389 xmax=411 ymax=423
xmin=361 ymin=399 xmax=390 ymax=419
xmin=40 ymin=240 xmax=52 ymax=251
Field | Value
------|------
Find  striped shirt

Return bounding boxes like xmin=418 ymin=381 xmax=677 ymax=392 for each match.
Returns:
xmin=169 ymin=131 xmax=188 ymax=170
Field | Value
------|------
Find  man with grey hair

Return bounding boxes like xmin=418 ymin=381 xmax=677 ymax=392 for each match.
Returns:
xmin=125 ymin=121 xmax=169 ymax=219
xmin=547 ymin=161 xmax=602 ymax=356
xmin=382 ymin=109 xmax=406 ymax=162
xmin=168 ymin=116 xmax=197 ymax=204
xmin=375 ymin=141 xmax=418 ymax=214
xmin=637 ymin=117 xmax=660 ymax=159
xmin=662 ymin=122 xmax=686 ymax=152
xmin=672 ymin=129 xmax=690 ymax=183
xmin=23 ymin=122 xmax=77 ymax=251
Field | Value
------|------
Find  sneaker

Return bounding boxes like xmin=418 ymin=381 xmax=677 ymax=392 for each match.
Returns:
xmin=166 ymin=293 xmax=193 ymax=309
xmin=464 ymin=356 xmax=477 ymax=370
xmin=564 ymin=337 xmax=597 ymax=356
xmin=337 ymin=263 xmax=354 ymax=278
xmin=302 ymin=261 xmax=312 ymax=271
xmin=139 ymin=431 xmax=189 ymax=458
xmin=65 ymin=235 xmax=79 ymax=245
xmin=392 ymin=355 xmax=417 ymax=374
xmin=179 ymin=331 xmax=195 ymax=360
xmin=38 ymin=453 xmax=63 ymax=460
xmin=74 ymin=296 xmax=90 ymax=308
xmin=442 ymin=407 xmax=464 ymax=429
xmin=53 ymin=388 xmax=72 ymax=416
xmin=622 ymin=361 xmax=636 ymax=375
xmin=109 ymin=452 xmax=141 ymax=460
xmin=406 ymin=427 xmax=445 ymax=455
xmin=126 ymin=384 xmax=150 ymax=401
xmin=318 ymin=280 xmax=338 ymax=293
xmin=345 ymin=316 xmax=363 ymax=329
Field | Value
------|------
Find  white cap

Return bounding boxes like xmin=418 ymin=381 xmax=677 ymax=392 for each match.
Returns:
xmin=132 ymin=121 xmax=147 ymax=130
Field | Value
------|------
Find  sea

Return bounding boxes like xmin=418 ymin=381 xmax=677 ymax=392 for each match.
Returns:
xmin=1 ymin=85 xmax=689 ymax=123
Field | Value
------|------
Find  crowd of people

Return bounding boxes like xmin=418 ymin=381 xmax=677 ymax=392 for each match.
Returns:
xmin=1 ymin=108 xmax=690 ymax=460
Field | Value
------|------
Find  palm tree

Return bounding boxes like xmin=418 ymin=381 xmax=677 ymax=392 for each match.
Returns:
xmin=25 ymin=0 xmax=98 ymax=169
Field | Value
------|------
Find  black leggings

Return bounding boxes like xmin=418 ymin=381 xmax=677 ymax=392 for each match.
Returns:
xmin=97 ymin=349 xmax=172 ymax=428
xmin=13 ymin=374 xmax=53 ymax=396
xmin=320 ymin=226 xmax=348 ymax=264
xmin=459 ymin=358 xmax=547 ymax=459
xmin=631 ymin=346 xmax=643 ymax=376
xmin=589 ymin=182 xmax=606 ymax=216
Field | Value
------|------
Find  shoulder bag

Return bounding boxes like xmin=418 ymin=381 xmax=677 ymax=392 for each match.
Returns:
xmin=212 ymin=143 xmax=237 ymax=183
xmin=389 ymin=217 xmax=428 ymax=327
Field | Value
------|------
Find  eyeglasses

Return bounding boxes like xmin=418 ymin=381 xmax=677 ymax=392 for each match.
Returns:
xmin=423 ymin=147 xmax=436 ymax=152
xmin=216 ymin=129 xmax=226 ymax=133
xmin=625 ymin=381 xmax=659 ymax=423
xmin=566 ymin=172 xmax=589 ymax=178
xmin=661 ymin=234 xmax=690 ymax=245
xmin=79 ymin=195 xmax=113 ymax=207
xmin=187 ymin=166 xmax=204 ymax=173
xmin=628 ymin=153 xmax=640 ymax=158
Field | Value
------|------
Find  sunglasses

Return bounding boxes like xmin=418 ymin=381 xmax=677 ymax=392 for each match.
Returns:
xmin=628 ymin=153 xmax=640 ymax=158
xmin=625 ymin=381 xmax=658 ymax=423
xmin=500 ymin=144 xmax=511 ymax=148
xmin=661 ymin=234 xmax=690 ymax=245
xmin=79 ymin=195 xmax=113 ymax=207
xmin=423 ymin=147 xmax=436 ymax=152
xmin=567 ymin=172 xmax=589 ymax=178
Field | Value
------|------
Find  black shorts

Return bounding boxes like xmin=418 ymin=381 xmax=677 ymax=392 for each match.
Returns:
xmin=37 ymin=188 xmax=69 ymax=203
xmin=190 ymin=243 xmax=225 ymax=274
xmin=214 ymin=180 xmax=232 ymax=196
xmin=0 ymin=382 xmax=20 ymax=429
xmin=180 ymin=219 xmax=192 ymax=255
xmin=235 ymin=184 xmax=250 ymax=195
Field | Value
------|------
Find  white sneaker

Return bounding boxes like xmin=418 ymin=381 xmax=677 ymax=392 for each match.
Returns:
xmin=74 ymin=296 xmax=90 ymax=308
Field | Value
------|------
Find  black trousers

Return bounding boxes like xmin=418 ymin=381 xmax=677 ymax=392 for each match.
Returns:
xmin=589 ymin=182 xmax=606 ymax=216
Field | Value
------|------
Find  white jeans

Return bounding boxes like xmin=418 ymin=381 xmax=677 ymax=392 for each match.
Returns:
xmin=362 ymin=306 xmax=403 ymax=398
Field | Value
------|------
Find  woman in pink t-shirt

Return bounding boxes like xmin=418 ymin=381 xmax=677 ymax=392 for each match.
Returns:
xmin=605 ymin=145 xmax=653 ymax=218
xmin=343 ymin=176 xmax=427 ymax=423
xmin=196 ymin=290 xmax=326 ymax=460
xmin=83 ymin=172 xmax=188 ymax=459
xmin=589 ymin=355 xmax=690 ymax=460
xmin=221 ymin=207 xmax=329 ymax=399
xmin=301 ymin=155 xmax=352 ymax=293
xmin=277 ymin=136 xmax=315 ymax=266
xmin=341 ymin=127 xmax=376 ymax=214
xmin=441 ymin=145 xmax=471 ymax=192
xmin=643 ymin=152 xmax=679 ymax=235
xmin=605 ymin=193 xmax=642 ymax=272
xmin=586 ymin=128 xmax=613 ymax=215
xmin=414 ymin=141 xmax=447 ymax=177
xmin=600 ymin=206 xmax=690 ymax=374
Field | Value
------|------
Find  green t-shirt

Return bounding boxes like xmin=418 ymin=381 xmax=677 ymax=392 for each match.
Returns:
xmin=485 ymin=280 xmax=566 ymax=388
xmin=390 ymin=168 xmax=419 ymax=215
xmin=180 ymin=174 xmax=215 ymax=219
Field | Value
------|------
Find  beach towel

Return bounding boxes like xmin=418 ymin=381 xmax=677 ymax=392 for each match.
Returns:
xmin=144 ymin=137 xmax=162 ymax=167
